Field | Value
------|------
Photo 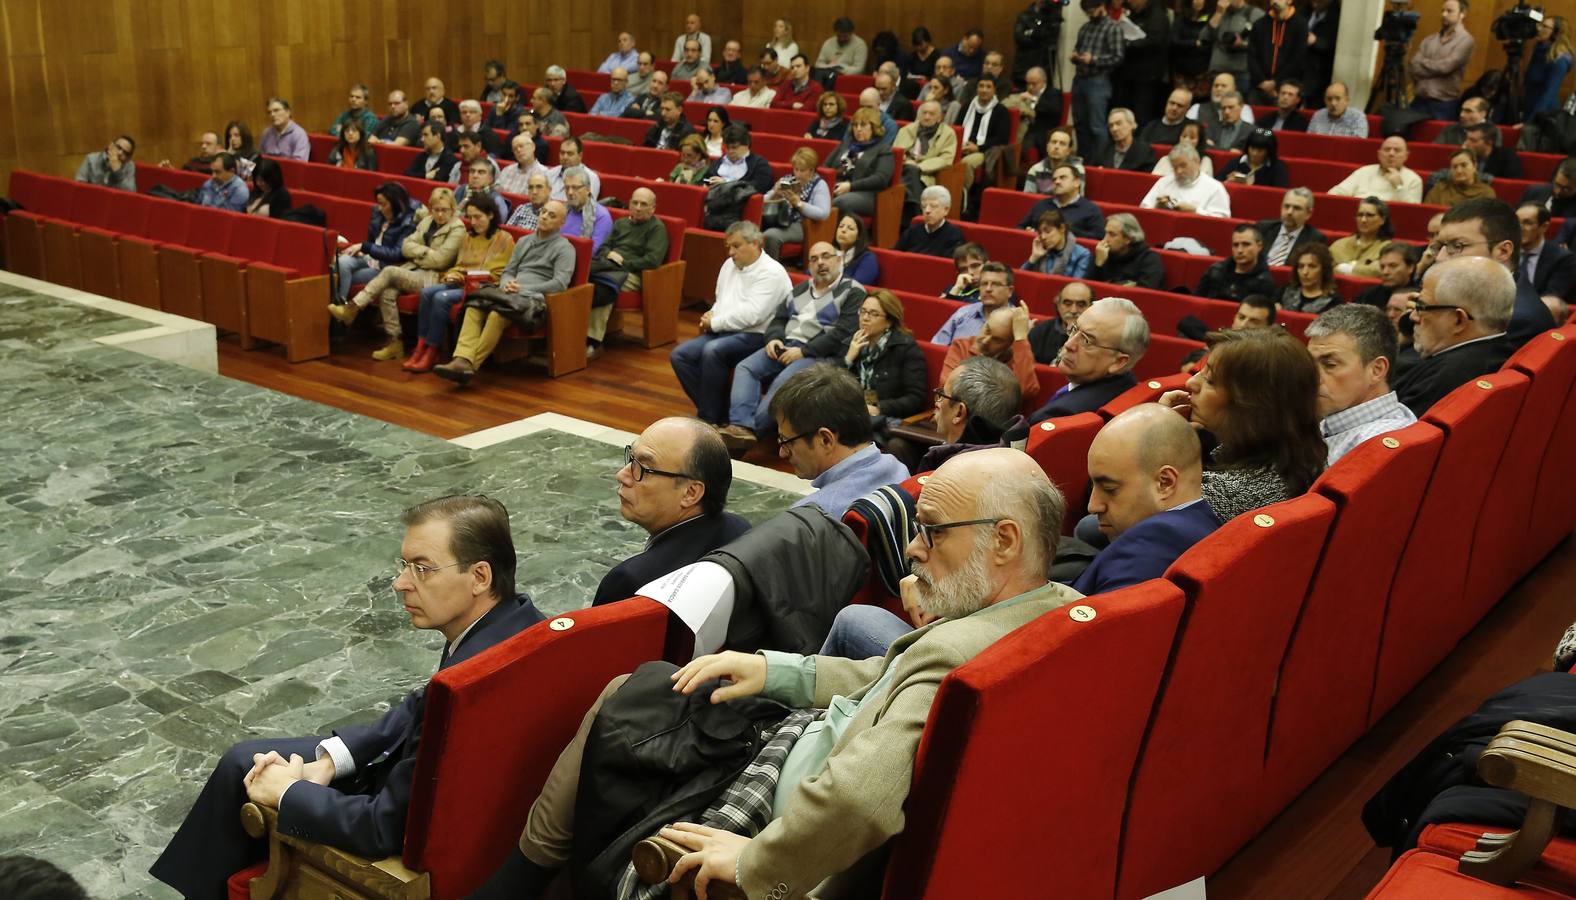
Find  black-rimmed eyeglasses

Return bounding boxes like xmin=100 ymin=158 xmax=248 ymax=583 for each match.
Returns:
xmin=916 ymin=518 xmax=1003 ymax=548
xmin=622 ymin=445 xmax=694 ymax=482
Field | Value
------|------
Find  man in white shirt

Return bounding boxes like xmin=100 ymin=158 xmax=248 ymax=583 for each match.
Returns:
xmin=670 ymin=221 xmax=794 ymax=425
xmin=1328 ymin=136 xmax=1423 ymax=203
xmin=670 ymin=13 xmax=712 ymax=63
xmin=1140 ymin=145 xmax=1232 ymax=217
xmin=730 ymin=67 xmax=777 ymax=108
xmin=598 ymin=32 xmax=639 ymax=74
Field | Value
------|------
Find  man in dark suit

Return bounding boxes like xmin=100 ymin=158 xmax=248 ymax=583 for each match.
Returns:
xmin=1464 ymin=122 xmax=1523 ymax=180
xmin=1028 ymin=296 xmax=1147 ymax=424
xmin=874 ymin=70 xmax=914 ymax=122
xmin=1073 ymin=403 xmax=1220 ymax=594
xmin=643 ymin=93 xmax=696 ymax=151
xmin=1423 ymin=197 xmax=1555 ymax=351
xmin=544 ymin=66 xmax=587 ymax=113
xmin=595 ymin=421 xmax=752 ymax=606
xmin=1262 ymin=81 xmax=1311 ymax=132
xmin=1086 ymin=108 xmax=1158 ymax=172
xmin=1394 ymin=256 xmax=1518 ymax=417
xmin=1256 ymin=187 xmax=1327 ymax=267
xmin=1518 ymin=202 xmax=1576 ymax=301
xmin=1518 ymin=157 xmax=1576 ymax=221
xmin=150 ymin=496 xmax=545 ymax=900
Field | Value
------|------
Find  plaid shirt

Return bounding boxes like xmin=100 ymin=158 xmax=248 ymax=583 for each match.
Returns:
xmin=1074 ymin=17 xmax=1126 ymax=76
xmin=1320 ymin=390 xmax=1416 ymax=464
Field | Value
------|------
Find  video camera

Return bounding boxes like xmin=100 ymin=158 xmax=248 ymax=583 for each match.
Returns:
xmin=1015 ymin=0 xmax=1068 ymax=50
xmin=1492 ymin=1 xmax=1545 ymax=46
xmin=1374 ymin=0 xmax=1421 ymax=46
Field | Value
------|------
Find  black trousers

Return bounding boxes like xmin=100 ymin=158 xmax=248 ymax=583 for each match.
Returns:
xmin=149 ymin=736 xmax=322 ymax=900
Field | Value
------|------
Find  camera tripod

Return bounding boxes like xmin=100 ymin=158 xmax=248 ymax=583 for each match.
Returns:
xmin=1489 ymin=39 xmax=1528 ymax=124
xmin=1369 ymin=40 xmax=1410 ymax=112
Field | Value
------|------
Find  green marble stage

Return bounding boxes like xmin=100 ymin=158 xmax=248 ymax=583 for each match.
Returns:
xmin=0 ymin=282 xmax=800 ymax=898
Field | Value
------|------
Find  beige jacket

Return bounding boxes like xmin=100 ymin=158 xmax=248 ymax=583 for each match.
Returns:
xmin=892 ymin=122 xmax=960 ymax=175
xmin=736 ymin=580 xmax=1084 ymax=898
xmin=400 ymin=215 xmax=465 ymax=271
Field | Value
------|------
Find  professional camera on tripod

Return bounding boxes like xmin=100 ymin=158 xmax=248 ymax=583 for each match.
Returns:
xmin=1488 ymin=2 xmax=1547 ymax=123
xmin=1013 ymin=0 xmax=1068 ymax=86
xmin=1369 ymin=0 xmax=1421 ymax=111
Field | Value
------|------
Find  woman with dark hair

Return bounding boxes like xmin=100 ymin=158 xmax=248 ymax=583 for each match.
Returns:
xmin=868 ymin=31 xmax=902 ymax=74
xmin=1221 ymin=129 xmax=1288 ymax=187
xmin=902 ymin=27 xmax=939 ymax=84
xmin=327 ymin=119 xmax=378 ymax=171
xmin=702 ymin=107 xmax=731 ymax=159
xmin=1330 ymin=197 xmax=1392 ymax=277
xmin=844 ymin=289 xmax=928 ymax=424
xmin=334 ymin=182 xmax=416 ymax=303
xmin=806 ymin=92 xmax=849 ymax=142
xmin=835 ymin=214 xmax=880 ymax=285
xmin=245 ymin=157 xmax=292 ymax=218
xmin=828 ymin=108 xmax=895 ymax=217
xmin=1022 ymin=208 xmax=1092 ymax=277
xmin=405 ymin=194 xmax=516 ymax=372
xmin=1279 ymin=243 xmax=1340 ymax=313
xmin=223 ymin=120 xmax=256 ymax=178
xmin=923 ymin=75 xmax=961 ymax=126
xmin=1160 ymin=328 xmax=1326 ymax=521
xmin=1153 ymin=121 xmax=1215 ymax=178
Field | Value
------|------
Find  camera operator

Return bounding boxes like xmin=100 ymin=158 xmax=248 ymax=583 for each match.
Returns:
xmin=1205 ymin=0 xmax=1266 ymax=91
xmin=1012 ymin=0 xmax=1065 ymax=90
xmin=1408 ymin=0 xmax=1474 ymax=121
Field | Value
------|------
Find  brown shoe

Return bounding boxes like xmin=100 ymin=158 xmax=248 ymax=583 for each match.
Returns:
xmin=432 ymin=356 xmax=476 ymax=386
xmin=327 ymin=302 xmax=360 ymax=326
xmin=717 ymin=425 xmax=757 ymax=451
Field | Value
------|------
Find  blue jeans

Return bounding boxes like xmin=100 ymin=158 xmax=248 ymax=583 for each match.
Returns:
xmin=670 ymin=331 xmax=766 ymax=424
xmin=819 ymin=604 xmax=915 ymax=659
xmin=418 ymin=284 xmax=466 ymax=347
xmin=728 ymin=344 xmax=816 ymax=433
xmin=1410 ymin=95 xmax=1460 ymax=122
xmin=335 ymin=254 xmax=377 ymax=302
xmin=1072 ymin=74 xmax=1113 ymax=163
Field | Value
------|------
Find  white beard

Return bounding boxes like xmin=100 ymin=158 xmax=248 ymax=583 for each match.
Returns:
xmin=911 ymin=534 xmax=994 ymax=621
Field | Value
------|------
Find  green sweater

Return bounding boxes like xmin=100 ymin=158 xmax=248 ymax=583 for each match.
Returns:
xmin=598 ymin=215 xmax=669 ymax=271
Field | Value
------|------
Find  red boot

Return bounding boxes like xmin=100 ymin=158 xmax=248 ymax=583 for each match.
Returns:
xmin=407 ymin=344 xmax=438 ymax=373
xmin=401 ymin=339 xmax=430 ymax=371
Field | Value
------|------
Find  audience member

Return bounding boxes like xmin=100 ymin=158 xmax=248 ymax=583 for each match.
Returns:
xmin=924 ymin=67 xmax=964 ymax=126
xmin=480 ymin=60 xmax=508 ymax=104
xmin=1153 ymin=120 xmax=1217 ymax=178
xmin=447 ymin=132 xmax=500 ymax=185
xmin=702 ymin=124 xmax=775 ymax=197
xmin=940 ymin=243 xmax=990 ymax=303
xmin=773 ymin=54 xmax=823 ymax=111
xmin=162 ymin=131 xmax=221 ymax=173
xmin=598 ymin=32 xmax=640 ymax=74
xmin=1331 ymin=197 xmax=1394 ymax=277
xmin=223 ymin=121 xmax=257 ymax=178
xmin=1087 ymin=108 xmax=1156 ymax=172
xmin=330 ymin=188 xmax=462 ymax=360
xmin=716 ymin=40 xmax=750 ymax=85
xmin=1017 ymin=164 xmax=1107 ymax=239
xmin=1205 ymin=0 xmax=1265 ymax=90
xmin=1220 ymin=128 xmax=1289 ymax=187
xmin=1306 ymin=81 xmax=1368 ymax=137
xmin=762 ymin=148 xmax=832 ymax=260
xmin=406 ymin=121 xmax=457 ymax=181
xmin=769 ymin=364 xmax=912 ymax=514
xmin=373 ymin=90 xmax=423 ymax=145
xmin=1432 ymin=96 xmax=1497 ymax=146
xmin=941 ymin=305 xmax=1041 ymax=402
xmin=150 ymin=496 xmax=543 ymax=899
xmin=327 ymin=120 xmax=377 ymax=170
xmin=1259 ymin=187 xmax=1326 ymax=266
xmin=1394 ymin=256 xmax=1516 ymax=415
xmin=721 ymin=243 xmax=864 ymax=447
xmin=671 ymin=222 xmax=793 ymax=425
xmin=1426 ymin=148 xmax=1498 ymax=206
xmin=1070 ymin=0 xmax=1126 ymax=155
xmin=807 ymin=92 xmax=850 ymax=142
xmin=486 ymin=82 xmax=526 ymax=132
xmin=1263 ymin=81 xmax=1310 ymax=132
xmin=627 ymin=52 xmax=657 ymax=96
xmin=624 ymin=69 xmax=669 ymax=120
xmin=1423 ymin=197 xmax=1556 ymax=347
xmin=1139 ymin=87 xmax=1194 ymax=145
xmin=505 ymin=109 xmax=549 ymax=162
xmin=1306 ymin=304 xmax=1418 ymax=464
xmin=1517 ymin=202 xmax=1576 ymax=301
xmin=593 ymin=419 xmax=751 ymax=607
xmin=1008 ymin=66 xmax=1059 ymax=157
xmin=1091 ymin=213 xmax=1166 ymax=288
xmin=1197 ymin=224 xmax=1278 ymax=300
xmin=644 ymin=93 xmax=696 ymax=150
xmin=827 ymin=109 xmax=896 ymax=217
xmin=1463 ymin=121 xmax=1525 ymax=179
xmin=258 ymin=98 xmax=309 ymax=160
xmin=412 ymin=78 xmax=461 ymax=125
xmin=1520 ymin=156 xmax=1576 ymax=220
xmin=1356 ymin=243 xmax=1422 ymax=309
xmin=689 ymin=68 xmax=733 ymax=104
xmin=547 ymin=137 xmax=602 ymax=202
xmin=1159 ymin=327 xmax=1326 ymax=520
xmin=670 ymin=13 xmax=712 ymax=63
xmin=856 ymin=88 xmax=900 ymax=148
xmin=769 ymin=18 xmax=801 ymax=68
xmin=956 ymin=50 xmax=1010 ymax=111
xmin=874 ymin=70 xmax=915 ymax=121
xmin=587 ymin=188 xmax=669 ymax=350
xmin=197 ymin=152 xmax=249 ymax=212
xmin=1306 ymin=0 xmax=1340 ymax=99
xmin=560 ymin=167 xmax=611 ymax=253
xmin=495 ymin=135 xmax=550 ymax=196
xmin=1205 ymin=91 xmax=1253 ymax=151
xmin=933 ymin=262 xmax=1018 ymax=345
xmin=1281 ymin=243 xmax=1342 ymax=313
xmin=431 ymin=201 xmax=576 ymax=387
xmin=1120 ymin=0 xmax=1173 ymax=121
xmin=1328 ymin=136 xmax=1423 ymax=204
xmin=1233 ymin=294 xmax=1279 ymax=328
xmin=329 ymin=84 xmax=379 ymax=137
xmin=845 ymin=289 xmax=931 ymax=421
xmin=956 ymin=75 xmax=1011 ymax=197
xmin=244 ymin=157 xmax=292 ymax=219
xmin=1141 ymin=145 xmax=1232 ymax=217
xmin=1029 ymin=297 xmax=1149 ymax=423
xmin=837 ymin=214 xmax=881 ymax=284
xmin=894 ymin=186 xmax=965 ymax=257
xmin=334 ymin=182 xmax=415 ymax=304
xmin=1023 ymin=127 xmax=1084 ymax=193
xmin=813 ymin=17 xmax=869 ymax=77
xmin=893 ymin=101 xmax=960 ymax=201
xmin=530 ymin=88 xmax=570 ymax=137
xmin=1188 ymin=71 xmax=1258 ymax=127
xmin=1028 ymin=282 xmax=1095 ymax=363
xmin=673 ymin=38 xmax=707 ymax=81
xmin=924 ymin=356 xmax=1025 ymax=468
xmin=1022 ymin=209 xmax=1093 ymax=278
xmin=405 ymin=195 xmax=515 ymax=373
xmin=589 ymin=69 xmax=635 ymax=117
xmin=667 ymin=134 xmax=710 ymax=185
xmin=1408 ymin=0 xmax=1474 ymax=121
xmin=1073 ymin=403 xmax=1218 ymax=594
xmin=757 ymin=49 xmax=787 ymax=88
xmin=731 ymin=67 xmax=778 ymax=108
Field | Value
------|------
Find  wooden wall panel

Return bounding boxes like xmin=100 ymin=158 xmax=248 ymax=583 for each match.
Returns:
xmin=1393 ymin=0 xmax=1574 ymax=101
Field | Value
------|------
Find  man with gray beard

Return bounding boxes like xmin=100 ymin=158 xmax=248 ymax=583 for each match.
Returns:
xmin=472 ymin=448 xmax=1083 ymax=898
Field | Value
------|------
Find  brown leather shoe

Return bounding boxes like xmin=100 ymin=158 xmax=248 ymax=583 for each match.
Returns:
xmin=432 ymin=356 xmax=475 ymax=386
xmin=717 ymin=425 xmax=757 ymax=451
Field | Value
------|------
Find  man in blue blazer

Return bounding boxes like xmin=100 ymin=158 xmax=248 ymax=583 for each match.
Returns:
xmin=1073 ymin=404 xmax=1221 ymax=595
xmin=151 ymin=496 xmax=545 ymax=900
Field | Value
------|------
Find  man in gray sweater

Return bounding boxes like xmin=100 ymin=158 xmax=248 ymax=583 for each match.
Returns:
xmin=433 ymin=201 xmax=576 ymax=386
xmin=75 ymin=135 xmax=138 ymax=191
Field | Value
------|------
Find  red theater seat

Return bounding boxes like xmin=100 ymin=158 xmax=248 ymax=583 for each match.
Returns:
xmin=243 ymin=220 xmax=332 ymax=362
xmin=1022 ymin=413 xmax=1103 ymax=533
xmin=1098 ymin=373 xmax=1190 ymax=418
xmin=609 ymin=210 xmax=688 ymax=348
xmin=1366 ymin=849 xmax=1571 ymax=899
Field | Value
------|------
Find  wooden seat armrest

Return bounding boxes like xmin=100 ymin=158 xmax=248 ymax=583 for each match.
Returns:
xmin=238 ymin=802 xmax=430 ymax=900
xmin=1458 ymin=721 xmax=1576 ymax=886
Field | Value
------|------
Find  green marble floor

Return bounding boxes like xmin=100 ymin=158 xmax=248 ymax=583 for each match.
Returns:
xmin=0 ymin=286 xmax=799 ymax=898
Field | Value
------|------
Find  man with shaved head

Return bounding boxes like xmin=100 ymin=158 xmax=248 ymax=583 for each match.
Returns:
xmin=1073 ymin=404 xmax=1218 ymax=594
xmin=473 ymin=448 xmax=1080 ymax=897
xmin=587 ymin=187 xmax=669 ymax=354
xmin=593 ymin=417 xmax=751 ymax=606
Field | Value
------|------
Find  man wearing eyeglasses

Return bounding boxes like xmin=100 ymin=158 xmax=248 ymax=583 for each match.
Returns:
xmin=593 ymin=419 xmax=752 ymax=607
xmin=1414 ymin=198 xmax=1556 ymax=351
xmin=151 ymin=495 xmax=543 ymax=900
xmin=766 ymin=363 xmax=911 ymax=516
xmin=1028 ymin=297 xmax=1149 ymax=425
xmin=74 ymin=134 xmax=138 ymax=191
xmin=1393 ymin=256 xmax=1517 ymax=416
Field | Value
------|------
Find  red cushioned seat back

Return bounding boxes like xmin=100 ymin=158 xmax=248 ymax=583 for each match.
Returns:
xmin=307 ymin=133 xmax=336 ymax=163
xmin=564 ymin=234 xmax=592 ymax=284
xmin=873 ymin=249 xmax=957 ymax=296
xmin=65 ymin=183 xmax=102 ymax=226
xmin=580 ymin=141 xmax=629 ymax=175
xmin=888 ymin=579 xmax=1185 ymax=899
xmin=977 ymin=188 xmax=1043 ymax=229
xmin=105 ymin=190 xmax=154 ymax=237
xmin=955 ymin=222 xmax=1033 ymax=268
xmin=337 ymin=167 xmax=387 ymax=198
xmin=1370 ymin=371 xmax=1530 ymax=724
xmin=136 ymin=166 xmax=206 ymax=198
xmin=224 ymin=214 xmax=280 ymax=261
xmin=182 ymin=207 xmax=236 ymax=253
xmin=375 ymin=142 xmax=423 ymax=175
xmin=645 ymin=181 xmax=706 ymax=226
xmin=1099 ymin=373 xmax=1190 ymax=418
xmin=1283 ymin=157 xmax=1356 ymax=193
xmin=1100 ymin=169 xmax=1160 ymax=206
xmin=1526 ymin=329 xmax=1576 ymax=568
xmin=894 ymin=290 xmax=963 ymax=342
xmin=1388 ymin=202 xmax=1439 ymax=243
xmin=1466 ymin=329 xmax=1576 ymax=612
xmin=1028 ymin=365 xmax=1068 ymax=414
xmin=625 ymin=146 xmax=678 ymax=181
xmin=144 ymin=197 xmax=193 ymax=244
xmin=917 ymin=339 xmax=947 ymax=389
xmin=1259 ymin=422 xmax=1444 ymax=822
xmin=71 ymin=184 xmax=120 ymax=230
xmin=298 ymin=163 xmax=340 ymax=195
xmin=1022 ymin=413 xmax=1102 ymax=533
xmin=7 ymin=170 xmax=57 ymax=213
xmin=1275 ymin=131 xmax=1372 ymax=165
xmin=403 ymin=599 xmax=672 ymax=899
xmin=1117 ymin=493 xmax=1336 ymax=898
xmin=1135 ymin=333 xmax=1206 ymax=381
xmin=270 ymin=220 xmax=329 ymax=278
